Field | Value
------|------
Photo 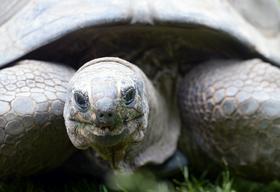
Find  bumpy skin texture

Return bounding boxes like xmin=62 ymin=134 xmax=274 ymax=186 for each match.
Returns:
xmin=0 ymin=60 xmax=75 ymax=177
xmin=64 ymin=57 xmax=180 ymax=171
xmin=179 ymin=59 xmax=280 ymax=179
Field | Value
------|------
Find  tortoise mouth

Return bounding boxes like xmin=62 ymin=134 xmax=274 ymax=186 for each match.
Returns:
xmin=71 ymin=115 xmax=143 ymax=146
xmin=91 ymin=124 xmax=125 ymax=137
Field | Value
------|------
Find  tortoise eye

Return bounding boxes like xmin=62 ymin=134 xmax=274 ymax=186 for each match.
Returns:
xmin=123 ymin=87 xmax=136 ymax=105
xmin=74 ymin=91 xmax=89 ymax=112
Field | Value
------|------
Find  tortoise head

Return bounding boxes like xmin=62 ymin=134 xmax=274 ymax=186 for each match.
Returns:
xmin=64 ymin=57 xmax=150 ymax=161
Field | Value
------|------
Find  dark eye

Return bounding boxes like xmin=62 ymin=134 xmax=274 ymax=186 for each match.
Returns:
xmin=123 ymin=87 xmax=136 ymax=105
xmin=74 ymin=91 xmax=89 ymax=111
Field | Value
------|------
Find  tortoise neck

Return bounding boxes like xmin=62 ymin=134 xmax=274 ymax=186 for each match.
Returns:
xmin=91 ymin=63 xmax=181 ymax=171
xmin=122 ymin=73 xmax=181 ymax=170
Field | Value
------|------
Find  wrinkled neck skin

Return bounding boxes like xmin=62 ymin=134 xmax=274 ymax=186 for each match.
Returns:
xmin=108 ymin=62 xmax=179 ymax=171
xmin=97 ymin=73 xmax=180 ymax=171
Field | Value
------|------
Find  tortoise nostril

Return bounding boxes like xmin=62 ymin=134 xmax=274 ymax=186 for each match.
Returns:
xmin=96 ymin=110 xmax=117 ymax=127
xmin=98 ymin=112 xmax=113 ymax=119
xmin=95 ymin=98 xmax=118 ymax=127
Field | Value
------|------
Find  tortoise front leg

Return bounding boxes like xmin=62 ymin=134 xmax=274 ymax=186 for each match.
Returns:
xmin=0 ymin=60 xmax=75 ymax=177
xmin=178 ymin=59 xmax=280 ymax=180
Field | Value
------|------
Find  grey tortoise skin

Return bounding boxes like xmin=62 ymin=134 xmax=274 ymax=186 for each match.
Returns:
xmin=1 ymin=0 xmax=280 ymax=180
xmin=179 ymin=59 xmax=280 ymax=180
xmin=0 ymin=60 xmax=75 ymax=177
xmin=64 ymin=57 xmax=180 ymax=171
xmin=64 ymin=57 xmax=280 ymax=180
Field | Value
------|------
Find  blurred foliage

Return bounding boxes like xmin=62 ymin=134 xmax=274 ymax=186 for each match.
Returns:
xmin=2 ymin=167 xmax=280 ymax=191
xmin=107 ymin=170 xmax=173 ymax=192
xmin=107 ymin=168 xmax=280 ymax=192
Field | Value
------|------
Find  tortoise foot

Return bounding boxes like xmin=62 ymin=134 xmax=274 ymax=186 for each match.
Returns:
xmin=0 ymin=60 xmax=75 ymax=177
xmin=179 ymin=59 xmax=280 ymax=180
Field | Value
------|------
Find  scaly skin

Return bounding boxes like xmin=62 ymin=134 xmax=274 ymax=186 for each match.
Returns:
xmin=0 ymin=60 xmax=75 ymax=177
xmin=179 ymin=59 xmax=280 ymax=180
xmin=65 ymin=57 xmax=280 ymax=180
xmin=64 ymin=57 xmax=180 ymax=171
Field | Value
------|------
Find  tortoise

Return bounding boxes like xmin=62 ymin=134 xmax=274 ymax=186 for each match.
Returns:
xmin=1 ymin=0 xmax=280 ymax=180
